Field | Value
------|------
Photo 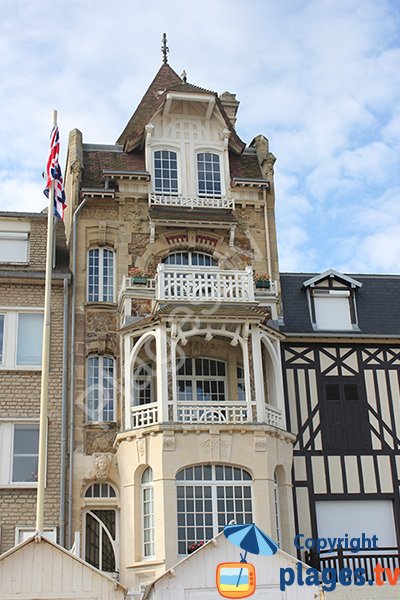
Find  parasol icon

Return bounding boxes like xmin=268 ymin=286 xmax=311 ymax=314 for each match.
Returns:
xmin=223 ymin=523 xmax=279 ymax=588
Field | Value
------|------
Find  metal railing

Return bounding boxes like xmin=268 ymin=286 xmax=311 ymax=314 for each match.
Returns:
xmin=306 ymin=547 xmax=400 ymax=583
xmin=149 ymin=193 xmax=234 ymax=210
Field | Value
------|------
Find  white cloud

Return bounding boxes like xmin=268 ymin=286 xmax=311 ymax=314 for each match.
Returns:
xmin=0 ymin=0 xmax=399 ymax=273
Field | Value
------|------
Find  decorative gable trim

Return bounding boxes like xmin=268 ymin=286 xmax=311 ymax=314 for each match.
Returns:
xmin=303 ymin=269 xmax=362 ymax=289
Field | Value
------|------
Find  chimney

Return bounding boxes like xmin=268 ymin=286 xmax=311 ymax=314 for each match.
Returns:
xmin=219 ymin=92 xmax=240 ymax=127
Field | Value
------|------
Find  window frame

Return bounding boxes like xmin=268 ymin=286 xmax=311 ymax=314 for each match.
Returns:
xmin=84 ymin=508 xmax=119 ymax=574
xmin=86 ymin=354 xmax=116 ymax=423
xmin=176 ymin=357 xmax=227 ymax=404
xmin=0 ymin=231 xmax=29 ymax=264
xmin=153 ymin=148 xmax=180 ymax=195
xmin=15 ymin=526 xmax=57 ymax=545
xmin=196 ymin=152 xmax=224 ymax=199
xmin=0 ymin=309 xmax=44 ymax=370
xmin=176 ymin=464 xmax=253 ymax=555
xmin=132 ymin=362 xmax=154 ymax=406
xmin=141 ymin=467 xmax=155 ymax=559
xmin=87 ymin=247 xmax=115 ymax=304
xmin=162 ymin=251 xmax=218 ymax=267
xmin=0 ymin=420 xmax=41 ymax=488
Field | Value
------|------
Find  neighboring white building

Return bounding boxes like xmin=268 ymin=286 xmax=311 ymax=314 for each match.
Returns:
xmin=0 ymin=535 xmax=126 ymax=600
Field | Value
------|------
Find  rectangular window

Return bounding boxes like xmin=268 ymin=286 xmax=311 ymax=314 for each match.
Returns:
xmin=17 ymin=313 xmax=43 ymax=366
xmin=320 ymin=378 xmax=371 ymax=452
xmin=87 ymin=355 xmax=115 ymax=422
xmin=0 ymin=421 xmax=40 ymax=486
xmin=0 ymin=231 xmax=29 ymax=263
xmin=154 ymin=150 xmax=178 ymax=194
xmin=0 ymin=314 xmax=4 ymax=364
xmin=313 ymin=291 xmax=352 ymax=330
xmin=0 ymin=311 xmax=43 ymax=369
xmin=197 ymin=153 xmax=222 ymax=198
xmin=88 ymin=248 xmax=115 ymax=303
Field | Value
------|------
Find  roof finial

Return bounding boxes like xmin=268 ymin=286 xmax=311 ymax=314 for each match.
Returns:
xmin=181 ymin=70 xmax=187 ymax=83
xmin=161 ymin=33 xmax=169 ymax=64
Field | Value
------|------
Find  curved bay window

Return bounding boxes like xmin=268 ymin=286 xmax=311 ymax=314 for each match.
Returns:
xmin=141 ymin=467 xmax=155 ymax=558
xmin=176 ymin=464 xmax=253 ymax=555
xmin=197 ymin=152 xmax=222 ymax=198
xmin=162 ymin=251 xmax=217 ymax=267
xmin=154 ymin=150 xmax=178 ymax=194
xmin=177 ymin=358 xmax=226 ymax=403
xmin=84 ymin=482 xmax=118 ymax=574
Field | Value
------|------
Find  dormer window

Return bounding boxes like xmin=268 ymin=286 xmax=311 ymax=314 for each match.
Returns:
xmin=303 ymin=269 xmax=362 ymax=332
xmin=197 ymin=152 xmax=222 ymax=198
xmin=154 ymin=150 xmax=178 ymax=194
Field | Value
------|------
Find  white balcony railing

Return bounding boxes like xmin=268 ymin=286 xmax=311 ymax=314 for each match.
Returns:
xmin=156 ymin=264 xmax=255 ymax=303
xmin=177 ymin=402 xmax=248 ymax=424
xmin=149 ymin=193 xmax=234 ymax=210
xmin=131 ymin=403 xmax=158 ymax=428
xmin=265 ymin=404 xmax=282 ymax=428
xmin=130 ymin=402 xmax=282 ymax=429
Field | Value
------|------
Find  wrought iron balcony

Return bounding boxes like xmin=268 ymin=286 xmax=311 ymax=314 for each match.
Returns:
xmin=306 ymin=547 xmax=400 ymax=584
xmin=130 ymin=401 xmax=282 ymax=429
xmin=156 ymin=264 xmax=255 ymax=303
xmin=149 ymin=192 xmax=235 ymax=210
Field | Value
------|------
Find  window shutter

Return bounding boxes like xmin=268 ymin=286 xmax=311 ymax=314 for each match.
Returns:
xmin=314 ymin=291 xmax=352 ymax=330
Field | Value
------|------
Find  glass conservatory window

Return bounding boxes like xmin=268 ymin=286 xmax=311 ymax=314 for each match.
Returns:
xmin=177 ymin=358 xmax=226 ymax=403
xmin=176 ymin=464 xmax=253 ymax=555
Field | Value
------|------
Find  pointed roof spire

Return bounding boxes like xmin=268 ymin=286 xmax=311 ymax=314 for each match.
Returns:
xmin=161 ymin=33 xmax=169 ymax=64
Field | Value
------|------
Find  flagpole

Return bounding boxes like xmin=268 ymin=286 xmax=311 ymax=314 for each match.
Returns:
xmin=36 ymin=109 xmax=57 ymax=534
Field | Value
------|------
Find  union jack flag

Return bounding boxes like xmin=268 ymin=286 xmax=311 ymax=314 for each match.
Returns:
xmin=43 ymin=125 xmax=67 ymax=219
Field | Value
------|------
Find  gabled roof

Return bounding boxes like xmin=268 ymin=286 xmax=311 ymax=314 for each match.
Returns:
xmin=116 ymin=63 xmax=182 ymax=147
xmin=116 ymin=63 xmax=245 ymax=154
xmin=0 ymin=534 xmax=126 ymax=596
xmin=303 ymin=268 xmax=362 ymax=288
xmin=280 ymin=272 xmax=400 ymax=336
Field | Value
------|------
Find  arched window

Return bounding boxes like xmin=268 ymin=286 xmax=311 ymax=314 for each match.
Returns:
xmin=87 ymin=355 xmax=115 ymax=422
xmin=85 ymin=482 xmax=117 ymax=498
xmin=88 ymin=247 xmax=115 ymax=303
xmin=273 ymin=472 xmax=281 ymax=545
xmin=84 ymin=481 xmax=118 ymax=574
xmin=177 ymin=358 xmax=226 ymax=403
xmin=176 ymin=464 xmax=253 ymax=555
xmin=162 ymin=251 xmax=217 ymax=267
xmin=154 ymin=150 xmax=178 ymax=194
xmin=197 ymin=152 xmax=222 ymax=198
xmin=141 ymin=467 xmax=155 ymax=558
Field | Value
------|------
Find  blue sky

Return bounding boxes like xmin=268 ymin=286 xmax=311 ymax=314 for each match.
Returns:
xmin=1 ymin=0 xmax=400 ymax=274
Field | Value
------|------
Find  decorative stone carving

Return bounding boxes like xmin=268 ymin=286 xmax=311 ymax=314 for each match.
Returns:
xmin=86 ymin=312 xmax=116 ymax=335
xmin=93 ymin=453 xmax=112 ymax=479
xmin=254 ymin=434 xmax=267 ymax=452
xmin=81 ymin=205 xmax=118 ymax=219
xmin=131 ymin=299 xmax=152 ymax=318
xmin=128 ymin=233 xmax=151 ymax=261
xmin=136 ymin=437 xmax=146 ymax=464
xmin=163 ymin=434 xmax=175 ymax=452
xmin=219 ymin=434 xmax=232 ymax=460
xmin=85 ymin=431 xmax=116 ymax=454
xmin=126 ymin=207 xmax=146 ymax=231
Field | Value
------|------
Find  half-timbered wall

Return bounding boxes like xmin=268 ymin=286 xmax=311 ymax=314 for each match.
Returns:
xmin=282 ymin=343 xmax=400 ymax=558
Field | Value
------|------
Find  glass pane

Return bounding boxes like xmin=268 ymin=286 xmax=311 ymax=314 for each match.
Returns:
xmin=17 ymin=313 xmax=43 ymax=365
xmin=0 ymin=314 xmax=3 ymax=363
xmin=85 ymin=513 xmax=100 ymax=569
xmin=12 ymin=424 xmax=39 ymax=482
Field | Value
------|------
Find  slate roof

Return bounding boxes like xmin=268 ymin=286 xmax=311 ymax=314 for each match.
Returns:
xmin=280 ymin=272 xmax=400 ymax=336
xmin=82 ymin=146 xmax=145 ymax=188
xmin=229 ymin=151 xmax=263 ymax=180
